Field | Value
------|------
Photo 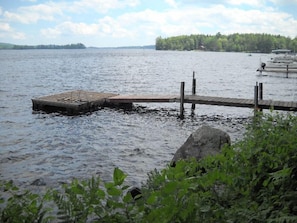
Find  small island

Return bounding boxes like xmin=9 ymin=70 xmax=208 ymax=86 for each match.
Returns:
xmin=0 ymin=43 xmax=86 ymax=50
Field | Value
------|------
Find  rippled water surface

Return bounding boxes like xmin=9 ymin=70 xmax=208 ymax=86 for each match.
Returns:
xmin=1 ymin=49 xmax=296 ymax=188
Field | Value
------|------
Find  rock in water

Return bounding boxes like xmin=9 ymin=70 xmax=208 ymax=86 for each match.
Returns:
xmin=172 ymin=125 xmax=231 ymax=164
xmin=31 ymin=178 xmax=46 ymax=186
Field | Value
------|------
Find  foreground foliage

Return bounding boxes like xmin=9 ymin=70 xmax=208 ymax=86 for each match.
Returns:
xmin=1 ymin=112 xmax=297 ymax=222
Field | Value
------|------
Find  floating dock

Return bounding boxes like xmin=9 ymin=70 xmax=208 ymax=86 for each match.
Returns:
xmin=32 ymin=91 xmax=129 ymax=115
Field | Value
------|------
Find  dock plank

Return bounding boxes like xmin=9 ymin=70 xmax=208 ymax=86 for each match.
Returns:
xmin=108 ymin=95 xmax=179 ymax=103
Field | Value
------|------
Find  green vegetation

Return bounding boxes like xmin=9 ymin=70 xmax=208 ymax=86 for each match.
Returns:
xmin=0 ymin=43 xmax=86 ymax=50
xmin=156 ymin=33 xmax=297 ymax=53
xmin=0 ymin=43 xmax=14 ymax=49
xmin=1 ymin=112 xmax=297 ymax=222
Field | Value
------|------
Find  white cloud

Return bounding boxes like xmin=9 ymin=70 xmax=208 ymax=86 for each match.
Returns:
xmin=226 ymin=0 xmax=263 ymax=6
xmin=0 ymin=22 xmax=26 ymax=40
xmin=0 ymin=22 xmax=11 ymax=32
xmin=2 ymin=0 xmax=140 ymax=26
xmin=270 ymin=0 xmax=297 ymax=5
xmin=21 ymin=0 xmax=38 ymax=2
xmin=115 ymin=4 xmax=297 ymax=39
xmin=40 ymin=18 xmax=133 ymax=40
xmin=1 ymin=0 xmax=296 ymax=46
xmin=97 ymin=16 xmax=133 ymax=37
xmin=69 ymin=0 xmax=140 ymax=14
xmin=101 ymin=4 xmax=297 ymax=40
xmin=12 ymin=32 xmax=26 ymax=40
xmin=61 ymin=22 xmax=99 ymax=35
xmin=40 ymin=27 xmax=62 ymax=39
xmin=41 ymin=21 xmax=98 ymax=38
xmin=3 ymin=2 xmax=63 ymax=24
xmin=165 ymin=0 xmax=179 ymax=8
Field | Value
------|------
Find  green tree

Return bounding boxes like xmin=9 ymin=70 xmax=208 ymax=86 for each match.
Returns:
xmin=156 ymin=33 xmax=296 ymax=53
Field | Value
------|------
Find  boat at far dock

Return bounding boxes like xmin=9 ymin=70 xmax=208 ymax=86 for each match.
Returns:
xmin=257 ymin=49 xmax=297 ymax=76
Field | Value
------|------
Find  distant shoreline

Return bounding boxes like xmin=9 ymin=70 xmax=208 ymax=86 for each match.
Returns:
xmin=0 ymin=42 xmax=156 ymax=50
xmin=0 ymin=43 xmax=86 ymax=50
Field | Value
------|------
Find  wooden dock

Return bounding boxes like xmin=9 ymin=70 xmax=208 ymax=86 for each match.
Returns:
xmin=185 ymin=95 xmax=297 ymax=111
xmin=32 ymin=89 xmax=297 ymax=115
xmin=108 ymin=94 xmax=297 ymax=111
xmin=258 ymin=65 xmax=297 ymax=78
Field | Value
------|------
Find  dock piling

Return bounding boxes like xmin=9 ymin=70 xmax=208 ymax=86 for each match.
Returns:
xmin=259 ymin=82 xmax=263 ymax=111
xmin=254 ymin=84 xmax=259 ymax=111
xmin=180 ymin=82 xmax=185 ymax=119
xmin=191 ymin=71 xmax=196 ymax=111
xmin=259 ymin=83 xmax=263 ymax=100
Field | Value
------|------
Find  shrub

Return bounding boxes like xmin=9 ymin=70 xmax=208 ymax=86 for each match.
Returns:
xmin=140 ymin=112 xmax=297 ymax=222
xmin=0 ymin=180 xmax=53 ymax=223
xmin=1 ymin=112 xmax=297 ymax=222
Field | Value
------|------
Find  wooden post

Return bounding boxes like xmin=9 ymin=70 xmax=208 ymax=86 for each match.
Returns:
xmin=254 ymin=85 xmax=259 ymax=111
xmin=259 ymin=83 xmax=263 ymax=111
xmin=180 ymin=82 xmax=185 ymax=119
xmin=259 ymin=83 xmax=263 ymax=100
xmin=191 ymin=71 xmax=196 ymax=110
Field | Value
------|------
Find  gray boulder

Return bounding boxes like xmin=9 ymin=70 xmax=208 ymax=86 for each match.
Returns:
xmin=172 ymin=125 xmax=231 ymax=164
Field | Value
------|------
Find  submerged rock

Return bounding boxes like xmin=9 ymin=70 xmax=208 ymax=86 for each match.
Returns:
xmin=172 ymin=125 xmax=231 ymax=164
xmin=31 ymin=178 xmax=46 ymax=186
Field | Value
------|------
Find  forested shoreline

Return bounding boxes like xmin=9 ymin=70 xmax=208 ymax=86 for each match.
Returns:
xmin=156 ymin=33 xmax=297 ymax=53
xmin=0 ymin=43 xmax=86 ymax=50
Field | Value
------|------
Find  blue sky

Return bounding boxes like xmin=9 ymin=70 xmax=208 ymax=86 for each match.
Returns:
xmin=0 ymin=0 xmax=296 ymax=47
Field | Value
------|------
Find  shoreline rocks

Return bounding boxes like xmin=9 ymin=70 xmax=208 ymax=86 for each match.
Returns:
xmin=171 ymin=125 xmax=231 ymax=165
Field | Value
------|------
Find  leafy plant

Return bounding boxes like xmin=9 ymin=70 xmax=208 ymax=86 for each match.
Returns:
xmin=140 ymin=112 xmax=297 ymax=222
xmin=1 ymin=112 xmax=297 ymax=222
xmin=0 ymin=180 xmax=53 ymax=223
xmin=51 ymin=167 xmax=140 ymax=223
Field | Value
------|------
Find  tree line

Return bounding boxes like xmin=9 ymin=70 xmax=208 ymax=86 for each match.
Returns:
xmin=156 ymin=33 xmax=297 ymax=53
xmin=11 ymin=43 xmax=86 ymax=50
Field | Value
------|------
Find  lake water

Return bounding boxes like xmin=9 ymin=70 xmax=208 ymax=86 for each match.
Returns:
xmin=1 ymin=49 xmax=296 ymax=189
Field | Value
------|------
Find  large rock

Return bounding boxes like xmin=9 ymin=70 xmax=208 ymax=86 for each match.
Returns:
xmin=172 ymin=125 xmax=231 ymax=164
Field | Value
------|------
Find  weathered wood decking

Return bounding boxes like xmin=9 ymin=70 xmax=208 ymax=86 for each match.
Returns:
xmin=261 ymin=69 xmax=297 ymax=74
xmin=32 ymin=90 xmax=297 ymax=115
xmin=107 ymin=95 xmax=179 ymax=103
xmin=109 ymin=94 xmax=297 ymax=111
xmin=32 ymin=91 xmax=120 ymax=115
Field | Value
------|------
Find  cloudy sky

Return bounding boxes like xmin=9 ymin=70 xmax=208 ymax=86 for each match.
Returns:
xmin=0 ymin=0 xmax=296 ymax=47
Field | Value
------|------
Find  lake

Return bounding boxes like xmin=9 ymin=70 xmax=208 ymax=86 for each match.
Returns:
xmin=1 ymin=49 xmax=296 ymax=189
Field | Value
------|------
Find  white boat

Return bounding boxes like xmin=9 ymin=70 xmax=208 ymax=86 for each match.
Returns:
xmin=257 ymin=49 xmax=297 ymax=74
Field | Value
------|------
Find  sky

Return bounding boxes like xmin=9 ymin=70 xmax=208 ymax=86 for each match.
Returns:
xmin=0 ymin=0 xmax=297 ymax=47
